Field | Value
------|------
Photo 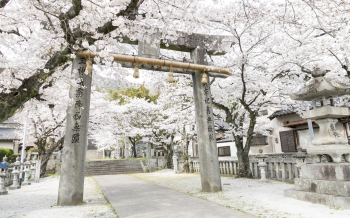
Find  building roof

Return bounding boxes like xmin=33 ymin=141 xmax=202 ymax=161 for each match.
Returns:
xmin=0 ymin=127 xmax=21 ymax=140
xmin=268 ymin=109 xmax=296 ymax=120
xmin=2 ymin=118 xmax=19 ymax=124
xmin=217 ymin=137 xmax=234 ymax=143
xmin=214 ymin=120 xmax=231 ymax=131
xmin=283 ymin=120 xmax=315 ymax=127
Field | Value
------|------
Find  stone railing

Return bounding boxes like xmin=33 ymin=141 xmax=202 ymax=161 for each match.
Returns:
xmin=178 ymin=152 xmax=314 ymax=182
xmin=0 ymin=155 xmax=41 ymax=195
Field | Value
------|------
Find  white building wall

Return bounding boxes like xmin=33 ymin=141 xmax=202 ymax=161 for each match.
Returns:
xmin=0 ymin=141 xmax=14 ymax=151
xmin=217 ymin=141 xmax=237 ymax=158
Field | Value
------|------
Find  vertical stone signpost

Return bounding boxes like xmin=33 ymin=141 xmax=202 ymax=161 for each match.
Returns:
xmin=146 ymin=142 xmax=151 ymax=158
xmin=191 ymin=48 xmax=222 ymax=192
xmin=58 ymin=57 xmax=92 ymax=206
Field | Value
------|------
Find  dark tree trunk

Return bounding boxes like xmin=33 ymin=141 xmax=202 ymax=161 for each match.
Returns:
xmin=164 ymin=135 xmax=174 ymax=169
xmin=132 ymin=144 xmax=137 ymax=158
xmin=166 ymin=144 xmax=173 ymax=169
xmin=38 ymin=137 xmax=64 ymax=177
xmin=183 ymin=136 xmax=190 ymax=173
xmin=40 ymin=156 xmax=50 ymax=177
xmin=236 ymin=149 xmax=252 ymax=178
xmin=128 ymin=137 xmax=138 ymax=158
xmin=234 ymin=135 xmax=253 ymax=178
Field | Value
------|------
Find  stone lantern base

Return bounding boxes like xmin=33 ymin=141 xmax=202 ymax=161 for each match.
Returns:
xmin=307 ymin=145 xmax=350 ymax=163
xmin=285 ymin=163 xmax=350 ymax=209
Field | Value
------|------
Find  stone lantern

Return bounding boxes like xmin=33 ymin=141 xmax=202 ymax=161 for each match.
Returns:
xmin=256 ymin=149 xmax=268 ymax=180
xmin=285 ymin=72 xmax=350 ymax=209
xmin=289 ymin=73 xmax=350 ymax=162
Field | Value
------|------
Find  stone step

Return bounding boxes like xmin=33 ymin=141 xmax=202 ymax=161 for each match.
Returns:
xmin=285 ymin=188 xmax=350 ymax=210
xmin=85 ymin=160 xmax=143 ymax=176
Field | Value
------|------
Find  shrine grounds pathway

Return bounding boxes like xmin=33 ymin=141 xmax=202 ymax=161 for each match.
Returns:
xmin=97 ymin=169 xmax=350 ymax=218
xmin=2 ymin=170 xmax=350 ymax=218
xmin=94 ymin=174 xmax=254 ymax=218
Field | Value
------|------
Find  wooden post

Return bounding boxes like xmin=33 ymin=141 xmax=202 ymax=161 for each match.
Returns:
xmin=58 ymin=57 xmax=92 ymax=206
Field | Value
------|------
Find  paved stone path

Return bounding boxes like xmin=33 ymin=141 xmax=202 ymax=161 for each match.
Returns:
xmin=94 ymin=174 xmax=255 ymax=218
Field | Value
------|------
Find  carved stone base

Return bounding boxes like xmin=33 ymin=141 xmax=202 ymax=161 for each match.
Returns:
xmin=295 ymin=178 xmax=350 ymax=197
xmin=285 ymin=189 xmax=350 ymax=209
xmin=285 ymin=163 xmax=350 ymax=209
xmin=21 ymin=181 xmax=31 ymax=186
xmin=307 ymin=145 xmax=350 ymax=163
xmin=9 ymin=185 xmax=20 ymax=190
xmin=300 ymin=163 xmax=350 ymax=181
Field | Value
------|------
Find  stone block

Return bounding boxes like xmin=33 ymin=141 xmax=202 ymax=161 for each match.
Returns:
xmin=294 ymin=178 xmax=350 ymax=196
xmin=333 ymin=196 xmax=350 ymax=209
xmin=284 ymin=189 xmax=334 ymax=206
xmin=301 ymin=163 xmax=350 ymax=181
xmin=303 ymin=106 xmax=348 ymax=119
xmin=285 ymin=189 xmax=350 ymax=210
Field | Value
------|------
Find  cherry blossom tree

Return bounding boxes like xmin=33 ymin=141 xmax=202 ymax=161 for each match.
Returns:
xmin=89 ymin=73 xmax=195 ymax=168
xmin=0 ymin=0 xmax=215 ymax=122
xmin=272 ymin=0 xmax=350 ymax=89
xmin=89 ymin=90 xmax=122 ymax=152
xmin=13 ymin=69 xmax=70 ymax=176
xmin=2 ymin=0 xmax=350 ymax=179
xmin=203 ymin=1 xmax=295 ymax=177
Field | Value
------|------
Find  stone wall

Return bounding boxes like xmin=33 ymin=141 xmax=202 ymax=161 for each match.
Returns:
xmin=86 ymin=150 xmax=103 ymax=160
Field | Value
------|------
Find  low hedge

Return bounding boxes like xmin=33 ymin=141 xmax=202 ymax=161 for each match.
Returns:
xmin=0 ymin=148 xmax=20 ymax=163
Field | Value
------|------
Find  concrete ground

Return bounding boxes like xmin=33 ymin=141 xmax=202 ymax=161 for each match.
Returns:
xmin=94 ymin=174 xmax=254 ymax=218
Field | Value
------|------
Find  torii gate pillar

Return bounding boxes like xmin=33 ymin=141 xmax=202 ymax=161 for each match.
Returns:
xmin=191 ymin=48 xmax=222 ymax=192
xmin=57 ymin=58 xmax=92 ymax=205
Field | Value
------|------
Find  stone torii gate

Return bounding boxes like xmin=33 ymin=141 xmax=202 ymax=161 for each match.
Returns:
xmin=57 ymin=31 xmax=233 ymax=206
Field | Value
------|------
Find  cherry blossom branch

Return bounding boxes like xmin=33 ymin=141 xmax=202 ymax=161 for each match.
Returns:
xmin=328 ymin=49 xmax=350 ymax=76
xmin=0 ymin=47 xmax=70 ymax=122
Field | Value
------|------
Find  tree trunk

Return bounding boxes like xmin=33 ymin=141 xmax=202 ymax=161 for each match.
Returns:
xmin=236 ymin=149 xmax=252 ymax=178
xmin=128 ymin=137 xmax=138 ymax=158
xmin=183 ymin=137 xmax=190 ymax=173
xmin=132 ymin=144 xmax=137 ymax=158
xmin=164 ymin=135 xmax=174 ymax=169
xmin=39 ymin=137 xmax=64 ymax=177
xmin=166 ymin=144 xmax=173 ymax=169
xmin=234 ymin=135 xmax=252 ymax=178
xmin=40 ymin=155 xmax=50 ymax=177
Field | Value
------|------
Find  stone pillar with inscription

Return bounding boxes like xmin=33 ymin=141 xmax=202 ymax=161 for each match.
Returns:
xmin=58 ymin=57 xmax=92 ymax=206
xmin=146 ymin=142 xmax=151 ymax=158
xmin=191 ymin=48 xmax=222 ymax=192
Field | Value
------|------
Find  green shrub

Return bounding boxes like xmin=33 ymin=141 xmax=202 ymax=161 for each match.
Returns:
xmin=109 ymin=85 xmax=159 ymax=105
xmin=0 ymin=148 xmax=18 ymax=163
xmin=28 ymin=147 xmax=38 ymax=153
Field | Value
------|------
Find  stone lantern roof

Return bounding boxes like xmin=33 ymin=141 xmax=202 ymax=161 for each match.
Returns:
xmin=289 ymin=77 xmax=350 ymax=101
xmin=289 ymin=76 xmax=350 ymax=120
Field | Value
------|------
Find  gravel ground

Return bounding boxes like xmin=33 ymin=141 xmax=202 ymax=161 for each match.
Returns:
xmin=131 ymin=169 xmax=350 ymax=218
xmin=2 ymin=170 xmax=350 ymax=218
xmin=0 ymin=176 xmax=117 ymax=218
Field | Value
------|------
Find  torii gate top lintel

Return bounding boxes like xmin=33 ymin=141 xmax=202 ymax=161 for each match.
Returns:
xmin=77 ymin=31 xmax=233 ymax=78
xmin=121 ymin=31 xmax=234 ymax=55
